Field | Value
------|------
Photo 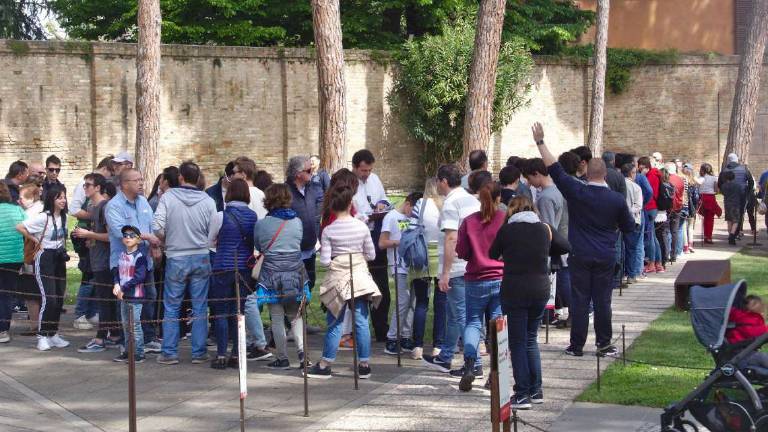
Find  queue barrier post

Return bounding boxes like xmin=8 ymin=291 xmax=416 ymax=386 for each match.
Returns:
xmin=127 ymin=303 xmax=137 ymax=432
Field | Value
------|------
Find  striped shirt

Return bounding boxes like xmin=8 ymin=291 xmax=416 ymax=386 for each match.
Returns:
xmin=320 ymin=217 xmax=376 ymax=266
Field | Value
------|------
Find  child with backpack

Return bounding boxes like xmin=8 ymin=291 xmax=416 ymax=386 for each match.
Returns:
xmin=379 ymin=192 xmax=423 ymax=355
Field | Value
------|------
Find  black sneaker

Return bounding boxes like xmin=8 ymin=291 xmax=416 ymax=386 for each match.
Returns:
xmin=297 ymin=351 xmax=313 ymax=369
xmin=449 ymin=363 xmax=483 ymax=379
xmin=211 ymin=357 xmax=227 ymax=370
xmin=511 ymin=394 xmax=532 ymax=410
xmin=134 ymin=355 xmax=146 ymax=364
xmin=266 ymin=358 xmax=291 ymax=370
xmin=422 ymin=355 xmax=451 ymax=373
xmin=565 ymin=345 xmax=583 ymax=357
xmin=247 ymin=346 xmax=273 ymax=361
xmin=531 ymin=390 xmax=544 ymax=404
xmin=596 ymin=344 xmax=619 ymax=358
xmin=227 ymin=356 xmax=240 ymax=369
xmin=384 ymin=339 xmax=400 ymax=355
xmin=306 ymin=363 xmax=332 ymax=379
xmin=113 ymin=352 xmax=129 ymax=363
xmin=358 ymin=364 xmax=371 ymax=379
xmin=400 ymin=338 xmax=415 ymax=353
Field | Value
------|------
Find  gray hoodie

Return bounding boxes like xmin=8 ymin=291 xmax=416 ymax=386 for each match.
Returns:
xmin=153 ymin=186 xmax=217 ymax=258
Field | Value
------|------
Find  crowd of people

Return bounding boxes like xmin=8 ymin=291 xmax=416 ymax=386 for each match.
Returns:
xmin=0 ymin=124 xmax=767 ymax=411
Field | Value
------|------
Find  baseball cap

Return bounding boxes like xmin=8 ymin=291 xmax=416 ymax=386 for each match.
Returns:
xmin=727 ymin=153 xmax=739 ymax=163
xmin=113 ymin=151 xmax=134 ymax=164
xmin=121 ymin=225 xmax=141 ymax=237
xmin=651 ymin=152 xmax=663 ymax=161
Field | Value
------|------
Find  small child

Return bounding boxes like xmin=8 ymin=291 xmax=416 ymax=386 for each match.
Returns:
xmin=112 ymin=225 xmax=149 ymax=363
xmin=720 ymin=170 xmax=741 ymax=245
xmin=379 ymin=193 xmax=421 ymax=355
xmin=727 ymin=295 xmax=768 ymax=371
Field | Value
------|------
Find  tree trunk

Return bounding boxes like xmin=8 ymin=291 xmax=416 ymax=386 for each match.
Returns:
xmin=461 ymin=0 xmax=506 ymax=170
xmin=311 ymin=0 xmax=347 ymax=173
xmin=135 ymin=0 xmax=161 ymax=185
xmin=587 ymin=0 xmax=609 ymax=156
xmin=724 ymin=0 xmax=768 ymax=167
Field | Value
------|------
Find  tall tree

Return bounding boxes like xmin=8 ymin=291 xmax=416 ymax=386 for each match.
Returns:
xmin=724 ymin=0 xmax=768 ymax=167
xmin=587 ymin=0 xmax=609 ymax=155
xmin=135 ymin=0 xmax=161 ymax=184
xmin=0 ymin=0 xmax=48 ymax=39
xmin=312 ymin=0 xmax=347 ymax=172
xmin=461 ymin=0 xmax=507 ymax=166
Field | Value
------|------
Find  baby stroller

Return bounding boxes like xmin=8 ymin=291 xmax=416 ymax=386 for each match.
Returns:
xmin=661 ymin=280 xmax=768 ymax=432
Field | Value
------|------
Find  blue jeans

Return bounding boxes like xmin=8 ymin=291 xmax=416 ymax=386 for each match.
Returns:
xmin=624 ymin=222 xmax=644 ymax=278
xmin=503 ymin=297 xmax=547 ymax=397
xmin=121 ymin=301 xmax=144 ymax=357
xmin=161 ymin=254 xmax=211 ymax=358
xmin=322 ymin=300 xmax=371 ymax=363
xmin=75 ymin=282 xmax=97 ymax=319
xmin=433 ymin=280 xmax=447 ymax=348
xmin=463 ymin=280 xmax=501 ymax=365
xmin=244 ymin=292 xmax=267 ymax=349
xmin=438 ymin=277 xmax=466 ymax=363
xmin=210 ymin=270 xmax=249 ymax=357
xmin=141 ymin=281 xmax=157 ymax=343
xmin=675 ymin=216 xmax=685 ymax=257
xmin=644 ymin=209 xmax=661 ymax=263
xmin=412 ymin=278 xmax=430 ymax=348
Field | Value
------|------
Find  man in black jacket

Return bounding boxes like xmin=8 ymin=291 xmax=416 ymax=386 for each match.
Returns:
xmin=205 ymin=161 xmax=235 ymax=212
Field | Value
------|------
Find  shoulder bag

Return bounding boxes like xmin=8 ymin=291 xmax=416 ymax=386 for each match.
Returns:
xmin=251 ymin=220 xmax=287 ymax=280
xmin=23 ymin=214 xmax=49 ymax=265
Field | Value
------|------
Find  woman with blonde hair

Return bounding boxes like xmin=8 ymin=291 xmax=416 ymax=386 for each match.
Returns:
xmin=490 ymin=196 xmax=570 ymax=409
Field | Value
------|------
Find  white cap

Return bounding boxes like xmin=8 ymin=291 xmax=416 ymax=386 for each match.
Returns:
xmin=113 ymin=151 xmax=134 ymax=164
xmin=727 ymin=153 xmax=739 ymax=163
xmin=651 ymin=151 xmax=663 ymax=162
xmin=664 ymin=162 xmax=677 ymax=174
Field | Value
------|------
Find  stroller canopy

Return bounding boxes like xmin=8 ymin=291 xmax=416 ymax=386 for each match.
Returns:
xmin=690 ymin=279 xmax=747 ymax=351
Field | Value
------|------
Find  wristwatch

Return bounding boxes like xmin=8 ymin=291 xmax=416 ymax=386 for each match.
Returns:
xmin=536 ymin=139 xmax=545 ymax=146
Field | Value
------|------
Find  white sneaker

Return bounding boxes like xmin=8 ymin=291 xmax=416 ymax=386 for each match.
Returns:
xmin=0 ymin=331 xmax=10 ymax=343
xmin=411 ymin=346 xmax=423 ymax=360
xmin=431 ymin=347 xmax=442 ymax=357
xmin=87 ymin=314 xmax=99 ymax=326
xmin=73 ymin=316 xmax=93 ymax=330
xmin=49 ymin=334 xmax=70 ymax=348
xmin=37 ymin=336 xmax=52 ymax=351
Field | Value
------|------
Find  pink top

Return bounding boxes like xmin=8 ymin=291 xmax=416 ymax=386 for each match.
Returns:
xmin=456 ymin=210 xmax=505 ymax=281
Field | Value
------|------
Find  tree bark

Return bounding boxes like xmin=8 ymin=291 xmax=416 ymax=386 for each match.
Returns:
xmin=311 ymin=0 xmax=347 ymax=173
xmin=587 ymin=0 xmax=609 ymax=156
xmin=724 ymin=0 xmax=768 ymax=167
xmin=461 ymin=0 xmax=506 ymax=169
xmin=135 ymin=0 xmax=161 ymax=185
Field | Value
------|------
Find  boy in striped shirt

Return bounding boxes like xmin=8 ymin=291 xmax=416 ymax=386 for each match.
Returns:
xmin=112 ymin=225 xmax=149 ymax=363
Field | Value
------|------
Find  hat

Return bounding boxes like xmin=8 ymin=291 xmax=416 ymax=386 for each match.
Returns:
xmin=121 ymin=225 xmax=141 ymax=236
xmin=727 ymin=153 xmax=739 ymax=163
xmin=651 ymin=152 xmax=663 ymax=162
xmin=683 ymin=162 xmax=693 ymax=170
xmin=113 ymin=151 xmax=134 ymax=164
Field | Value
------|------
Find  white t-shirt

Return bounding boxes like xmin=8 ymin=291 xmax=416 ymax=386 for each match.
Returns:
xmin=382 ymin=209 xmax=409 ymax=275
xmin=23 ymin=212 xmax=67 ymax=250
xmin=248 ymin=186 xmax=267 ymax=220
xmin=413 ymin=198 xmax=440 ymax=244
xmin=438 ymin=187 xmax=480 ymax=278
xmin=353 ymin=173 xmax=388 ymax=217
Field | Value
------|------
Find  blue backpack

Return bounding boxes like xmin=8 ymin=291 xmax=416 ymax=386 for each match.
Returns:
xmin=398 ymin=199 xmax=430 ymax=273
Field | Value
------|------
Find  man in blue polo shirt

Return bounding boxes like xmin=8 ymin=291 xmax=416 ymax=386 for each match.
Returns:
xmin=532 ymin=123 xmax=634 ymax=358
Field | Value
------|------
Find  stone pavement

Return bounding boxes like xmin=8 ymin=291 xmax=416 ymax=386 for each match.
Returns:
xmin=0 ymin=222 xmax=743 ymax=431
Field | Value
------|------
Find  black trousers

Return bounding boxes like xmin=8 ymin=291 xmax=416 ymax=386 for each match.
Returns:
xmin=35 ymin=249 xmax=66 ymax=337
xmin=569 ymin=255 xmax=615 ymax=349
xmin=93 ymin=269 xmax=120 ymax=340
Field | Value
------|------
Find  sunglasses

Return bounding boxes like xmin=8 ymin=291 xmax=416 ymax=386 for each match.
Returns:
xmin=122 ymin=232 xmax=139 ymax=239
xmin=47 ymin=168 xmax=61 ymax=173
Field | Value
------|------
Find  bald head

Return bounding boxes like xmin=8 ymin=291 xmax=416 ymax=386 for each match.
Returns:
xmin=587 ymin=158 xmax=607 ymax=183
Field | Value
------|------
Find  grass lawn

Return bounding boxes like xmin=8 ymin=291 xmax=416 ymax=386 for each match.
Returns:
xmin=578 ymin=248 xmax=768 ymax=408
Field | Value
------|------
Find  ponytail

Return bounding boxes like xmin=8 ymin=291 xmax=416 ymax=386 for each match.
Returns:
xmin=479 ymin=181 xmax=501 ymax=223
xmin=329 ymin=185 xmax=355 ymax=213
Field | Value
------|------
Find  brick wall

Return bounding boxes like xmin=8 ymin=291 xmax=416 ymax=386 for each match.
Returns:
xmin=0 ymin=40 xmax=765 ymax=193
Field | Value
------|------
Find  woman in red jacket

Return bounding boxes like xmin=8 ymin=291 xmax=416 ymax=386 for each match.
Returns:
xmin=727 ymin=295 xmax=768 ymax=371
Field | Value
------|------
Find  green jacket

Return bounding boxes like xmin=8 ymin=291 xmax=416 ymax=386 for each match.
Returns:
xmin=0 ymin=203 xmax=26 ymax=264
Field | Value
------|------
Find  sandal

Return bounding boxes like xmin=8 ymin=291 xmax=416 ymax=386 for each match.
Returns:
xmin=210 ymin=357 xmax=227 ymax=370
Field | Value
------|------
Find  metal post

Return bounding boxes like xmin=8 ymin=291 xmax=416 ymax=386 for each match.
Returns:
xmin=302 ymin=298 xmax=309 ymax=417
xmin=127 ymin=303 xmax=137 ymax=432
xmin=622 ymin=325 xmax=627 ymax=367
xmin=544 ymin=310 xmax=549 ymax=344
xmin=512 ymin=411 xmax=518 ymax=432
xmin=348 ymin=253 xmax=359 ymax=390
xmin=235 ymin=261 xmax=245 ymax=432
xmin=596 ymin=351 xmax=601 ymax=392
xmin=393 ymin=247 xmax=402 ymax=367
xmin=749 ymin=199 xmax=762 ymax=247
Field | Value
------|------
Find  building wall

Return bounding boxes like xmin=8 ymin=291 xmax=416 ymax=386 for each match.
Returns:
xmin=0 ymin=40 xmax=765 ymax=192
xmin=577 ymin=0 xmax=736 ymax=55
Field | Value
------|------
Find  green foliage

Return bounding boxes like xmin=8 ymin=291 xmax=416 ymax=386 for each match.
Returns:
xmin=563 ymin=45 xmax=679 ymax=94
xmin=504 ymin=0 xmax=595 ymax=54
xmin=0 ymin=0 xmax=48 ymax=40
xmin=389 ymin=19 xmax=532 ymax=173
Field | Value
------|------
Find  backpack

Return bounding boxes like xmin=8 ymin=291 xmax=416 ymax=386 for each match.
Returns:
xmin=398 ymin=199 xmax=430 ymax=273
xmin=657 ymin=181 xmax=674 ymax=211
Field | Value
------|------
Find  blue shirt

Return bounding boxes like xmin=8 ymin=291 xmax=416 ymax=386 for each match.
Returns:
xmin=759 ymin=170 xmax=768 ymax=199
xmin=635 ymin=173 xmax=653 ymax=205
xmin=105 ymin=191 xmax=154 ymax=270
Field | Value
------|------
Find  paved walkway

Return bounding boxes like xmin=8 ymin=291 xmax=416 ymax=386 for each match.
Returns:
xmin=0 ymin=221 xmax=744 ymax=431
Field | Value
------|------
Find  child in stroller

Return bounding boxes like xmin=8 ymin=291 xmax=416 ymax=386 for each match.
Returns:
xmin=728 ymin=295 xmax=768 ymax=375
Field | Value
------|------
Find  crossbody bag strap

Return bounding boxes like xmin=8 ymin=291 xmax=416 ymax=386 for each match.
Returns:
xmin=264 ymin=220 xmax=287 ymax=253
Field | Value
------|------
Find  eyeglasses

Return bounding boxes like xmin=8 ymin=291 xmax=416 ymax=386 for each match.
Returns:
xmin=83 ymin=183 xmax=94 ymax=189
xmin=122 ymin=232 xmax=139 ymax=239
xmin=124 ymin=178 xmax=144 ymax=183
xmin=47 ymin=168 xmax=61 ymax=173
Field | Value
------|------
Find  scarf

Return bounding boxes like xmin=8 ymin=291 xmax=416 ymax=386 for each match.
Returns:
xmin=268 ymin=208 xmax=297 ymax=220
xmin=508 ymin=211 xmax=540 ymax=224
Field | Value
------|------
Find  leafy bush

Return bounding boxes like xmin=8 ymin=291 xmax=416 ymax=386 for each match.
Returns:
xmin=505 ymin=0 xmax=595 ymax=54
xmin=389 ymin=19 xmax=532 ymax=174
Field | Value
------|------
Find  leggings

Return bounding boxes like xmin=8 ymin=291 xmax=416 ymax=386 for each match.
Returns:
xmin=35 ymin=249 xmax=66 ymax=337
xmin=269 ymin=302 xmax=304 ymax=361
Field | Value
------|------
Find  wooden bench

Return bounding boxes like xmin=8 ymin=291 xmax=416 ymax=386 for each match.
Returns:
xmin=674 ymin=260 xmax=731 ymax=310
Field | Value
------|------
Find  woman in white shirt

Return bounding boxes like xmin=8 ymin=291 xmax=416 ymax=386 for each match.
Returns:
xmin=697 ymin=163 xmax=721 ymax=243
xmin=16 ymin=184 xmax=70 ymax=351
